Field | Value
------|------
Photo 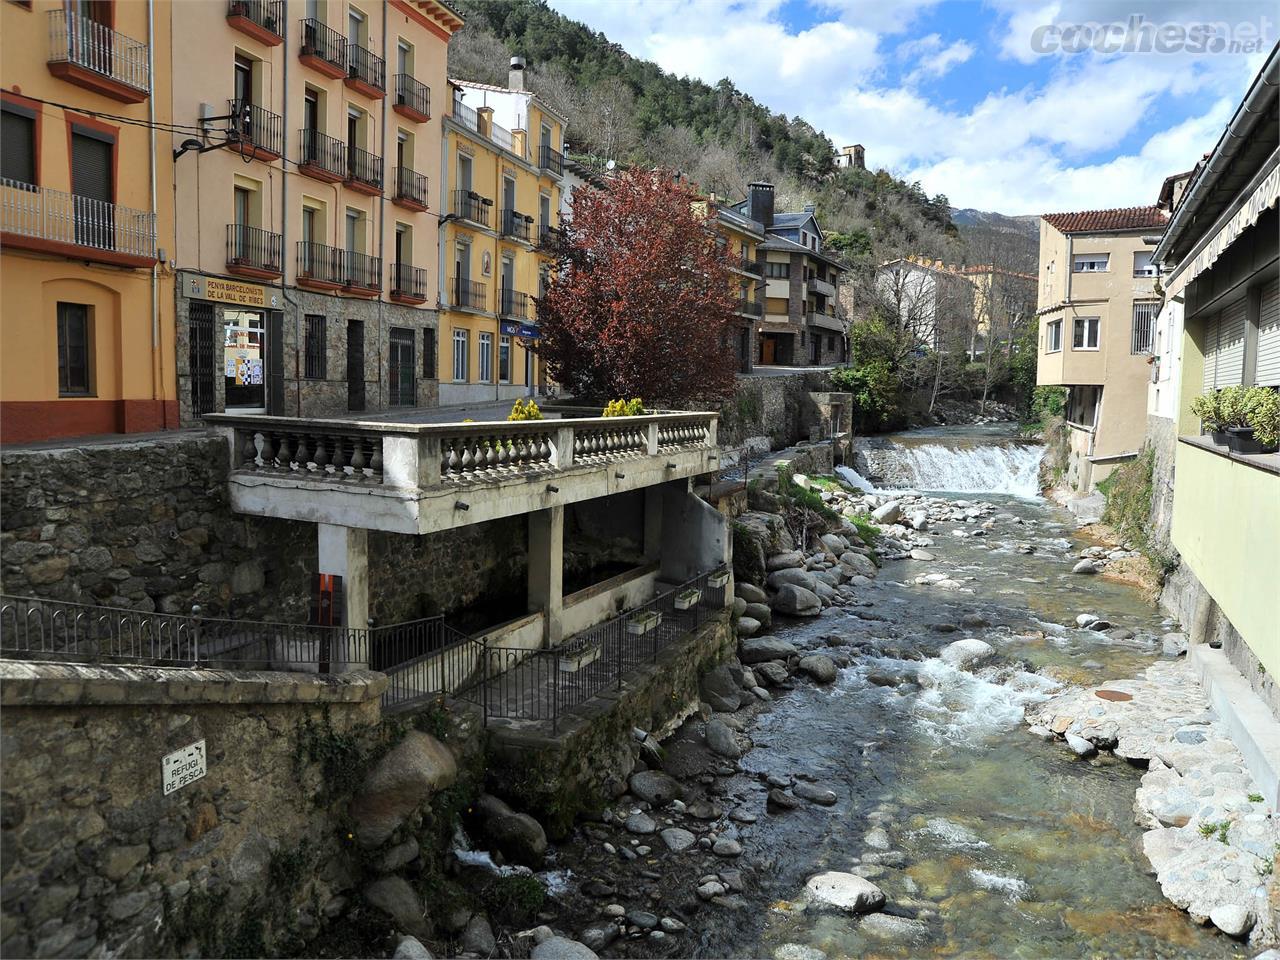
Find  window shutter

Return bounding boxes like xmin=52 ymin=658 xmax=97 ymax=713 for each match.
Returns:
xmin=1214 ymin=298 xmax=1248 ymax=388
xmin=1202 ymin=312 xmax=1220 ymax=393
xmin=1256 ymin=279 xmax=1280 ymax=387
xmin=2 ymin=108 xmax=36 ymax=185
xmin=71 ymin=131 xmax=112 ymax=202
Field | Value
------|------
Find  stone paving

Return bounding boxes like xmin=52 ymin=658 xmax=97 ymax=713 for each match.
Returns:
xmin=1027 ymin=658 xmax=1279 ymax=945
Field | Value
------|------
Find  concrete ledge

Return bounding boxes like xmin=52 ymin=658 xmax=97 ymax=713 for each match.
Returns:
xmin=1189 ymin=644 xmax=1280 ymax=806
xmin=0 ymin=659 xmax=388 ymax=707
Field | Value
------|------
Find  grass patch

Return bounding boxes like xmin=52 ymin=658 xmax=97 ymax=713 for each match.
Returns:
xmin=1248 ymin=793 xmax=1264 ymax=803
xmin=1099 ymin=449 xmax=1178 ymax=582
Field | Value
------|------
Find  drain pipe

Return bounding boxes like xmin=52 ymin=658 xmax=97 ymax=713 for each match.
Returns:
xmin=279 ymin=15 xmax=303 ymax=416
xmin=377 ymin=1 xmax=389 ymax=410
xmin=147 ymin=0 xmax=160 ymax=418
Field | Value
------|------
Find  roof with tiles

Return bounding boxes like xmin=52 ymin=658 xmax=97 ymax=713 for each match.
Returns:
xmin=1041 ymin=206 xmax=1168 ymax=234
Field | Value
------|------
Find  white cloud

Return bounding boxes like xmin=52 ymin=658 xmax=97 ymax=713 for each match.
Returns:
xmin=898 ymin=34 xmax=975 ymax=82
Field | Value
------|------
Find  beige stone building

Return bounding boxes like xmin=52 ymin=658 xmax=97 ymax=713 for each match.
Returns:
xmin=1035 ymin=206 xmax=1168 ymax=492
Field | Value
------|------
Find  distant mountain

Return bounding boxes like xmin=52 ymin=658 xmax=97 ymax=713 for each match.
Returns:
xmin=952 ymin=209 xmax=1040 ymax=273
xmin=951 ymin=208 xmax=1040 ymax=236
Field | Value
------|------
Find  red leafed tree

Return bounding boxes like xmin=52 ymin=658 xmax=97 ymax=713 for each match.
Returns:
xmin=536 ymin=167 xmax=740 ymax=405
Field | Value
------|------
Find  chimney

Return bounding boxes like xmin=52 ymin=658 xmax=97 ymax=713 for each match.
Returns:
xmin=508 ymin=55 xmax=526 ymax=92
xmin=748 ymin=181 xmax=774 ymax=228
xmin=803 ymin=203 xmax=815 ymax=214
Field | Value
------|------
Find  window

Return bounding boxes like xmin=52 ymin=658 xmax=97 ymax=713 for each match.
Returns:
xmin=1073 ymin=253 xmax=1109 ymax=272
xmin=1072 ymin=316 xmax=1100 ymax=350
xmin=304 ymin=315 xmax=327 ymax=379
xmin=1066 ymin=385 xmax=1102 ymax=428
xmin=423 ymin=328 xmax=436 ymax=378
xmin=345 ymin=208 xmax=362 ymax=254
xmin=397 ymin=39 xmax=412 ymax=76
xmin=1131 ymin=302 xmax=1158 ymax=355
xmin=452 ymin=329 xmax=468 ymax=382
xmin=458 ymin=153 xmax=473 ymax=193
xmin=479 ymin=332 xmax=493 ymax=383
xmin=1133 ymin=251 xmax=1157 ymax=278
xmin=765 ymin=261 xmax=790 ymax=279
xmin=56 ymin=303 xmax=91 ymax=396
xmin=499 ymin=335 xmax=511 ymax=383
xmin=303 ymin=88 xmax=321 ymax=133
xmin=347 ymin=6 xmax=365 ymax=45
xmin=1046 ymin=319 xmax=1063 ymax=353
xmin=1 ymin=102 xmax=36 ymax=185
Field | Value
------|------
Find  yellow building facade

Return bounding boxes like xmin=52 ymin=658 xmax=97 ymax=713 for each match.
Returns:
xmin=702 ymin=199 xmax=765 ymax=373
xmin=1 ymin=0 xmax=176 ymax=443
xmin=439 ymin=63 xmax=563 ymax=404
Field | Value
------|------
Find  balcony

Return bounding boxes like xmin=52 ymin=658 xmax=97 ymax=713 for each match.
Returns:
xmin=809 ymin=275 xmax=837 ymax=297
xmin=538 ymin=144 xmax=564 ymax=177
xmin=47 ymin=10 xmax=150 ymax=103
xmin=489 ymin=122 xmax=514 ymax=153
xmin=500 ymin=208 xmax=533 ymax=244
xmin=393 ymin=74 xmax=430 ymax=123
xmin=452 ymin=277 xmax=487 ymax=312
xmin=298 ymin=18 xmax=346 ymax=79
xmin=392 ymin=167 xmax=429 ymax=212
xmin=345 ymin=42 xmax=385 ymax=99
xmin=737 ymin=297 xmax=764 ymax=318
xmin=452 ymin=190 xmax=491 ymax=228
xmin=296 ymin=242 xmax=343 ymax=292
xmin=739 ymin=256 xmax=764 ymax=276
xmin=391 ymin=264 xmax=428 ymax=304
xmin=452 ymin=96 xmax=479 ymax=133
xmin=500 ymin=288 xmax=532 ymax=321
xmin=298 ymin=129 xmax=346 ymax=183
xmin=226 ymin=224 xmax=283 ymax=280
xmin=343 ymin=251 xmax=382 ymax=296
xmin=226 ymin=99 xmax=283 ymax=162
xmin=345 ymin=146 xmax=383 ymax=196
xmin=1 ymin=178 xmax=156 ymax=268
xmin=536 ymin=223 xmax=557 ymax=250
xmin=806 ymin=310 xmax=843 ymax=333
xmin=226 ymin=0 xmax=284 ymax=46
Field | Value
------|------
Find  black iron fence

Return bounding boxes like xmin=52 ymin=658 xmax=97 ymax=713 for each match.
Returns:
xmin=346 ymin=145 xmax=383 ymax=191
xmin=457 ymin=568 xmax=728 ymax=731
xmin=374 ymin=618 xmax=480 ymax=711
xmin=226 ymin=223 xmax=282 ymax=274
xmin=299 ymin=17 xmax=345 ymax=72
xmin=538 ymin=144 xmax=564 ymax=176
xmin=394 ymin=73 xmax=430 ymax=118
xmin=452 ymin=189 xmax=490 ymax=226
xmin=393 ymin=166 xmax=429 ymax=207
xmin=344 ymin=251 xmax=382 ymax=292
xmin=392 ymin=263 xmax=427 ymax=300
xmin=228 ymin=98 xmax=283 ymax=158
xmin=298 ymin=128 xmax=346 ymax=179
xmin=501 ymin=208 xmax=533 ymax=242
xmin=346 ymin=42 xmax=385 ymax=92
xmin=227 ymin=0 xmax=283 ymax=39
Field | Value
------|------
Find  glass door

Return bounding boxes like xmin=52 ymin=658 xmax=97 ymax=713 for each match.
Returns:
xmin=224 ymin=310 xmax=267 ymax=411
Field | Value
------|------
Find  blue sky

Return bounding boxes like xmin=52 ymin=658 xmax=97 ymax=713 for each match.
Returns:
xmin=548 ymin=0 xmax=1276 ymax=214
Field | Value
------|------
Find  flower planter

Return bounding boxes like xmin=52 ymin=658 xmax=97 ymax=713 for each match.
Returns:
xmin=1210 ymin=430 xmax=1229 ymax=446
xmin=558 ymin=641 xmax=602 ymax=673
xmin=708 ymin=570 xmax=730 ymax=589
xmin=674 ymin=588 xmax=702 ymax=611
xmin=626 ymin=610 xmax=662 ymax=636
xmin=1226 ymin=426 xmax=1277 ymax=455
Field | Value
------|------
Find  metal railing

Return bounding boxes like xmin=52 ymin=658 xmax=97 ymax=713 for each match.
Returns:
xmin=452 ymin=276 xmax=487 ymax=310
xmin=227 ymin=98 xmax=283 ymax=158
xmin=226 ymin=0 xmax=284 ymax=39
xmin=346 ymin=42 xmax=384 ymax=92
xmin=458 ymin=568 xmax=728 ymax=730
xmin=344 ymin=251 xmax=382 ymax=292
xmin=740 ymin=256 xmax=764 ymax=276
xmin=299 ymin=17 xmax=345 ymax=72
xmin=539 ymin=144 xmax=564 ymax=176
xmin=47 ymin=9 xmax=150 ymax=95
xmin=394 ymin=73 xmax=430 ymax=118
xmin=376 ymin=618 xmax=480 ymax=710
xmin=537 ymin=223 xmax=557 ymax=248
xmin=346 ymin=145 xmax=383 ymax=191
xmin=392 ymin=263 xmax=427 ymax=300
xmin=298 ymin=129 xmax=346 ymax=179
xmin=226 ymin=223 xmax=283 ymax=274
xmin=738 ymin=297 xmax=764 ymax=317
xmin=489 ymin=121 xmax=514 ymax=153
xmin=297 ymin=241 xmax=343 ymax=286
xmin=501 ymin=208 xmax=533 ymax=242
xmin=1 ymin=178 xmax=156 ymax=261
xmin=452 ymin=190 xmax=490 ymax=226
xmin=500 ymin=288 xmax=531 ymax=320
xmin=393 ymin=166 xmax=429 ymax=207
xmin=452 ymin=95 xmax=479 ymax=132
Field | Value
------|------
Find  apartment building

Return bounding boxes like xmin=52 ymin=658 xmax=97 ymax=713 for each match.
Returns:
xmin=732 ymin=182 xmax=846 ymax=367
xmin=1150 ymin=44 xmax=1279 ymax=724
xmin=875 ymin=257 xmax=977 ymax=351
xmin=963 ymin=264 xmax=1036 ymax=354
xmin=700 ymin=198 xmax=766 ymax=374
xmin=169 ymin=0 xmax=461 ymax=422
xmin=1 ymin=0 xmax=176 ymax=443
xmin=438 ymin=59 xmax=564 ymax=405
xmin=1035 ymin=206 xmax=1168 ymax=492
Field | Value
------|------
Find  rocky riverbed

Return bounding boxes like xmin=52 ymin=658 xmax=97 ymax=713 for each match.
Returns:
xmin=492 ymin=470 xmax=1277 ymax=959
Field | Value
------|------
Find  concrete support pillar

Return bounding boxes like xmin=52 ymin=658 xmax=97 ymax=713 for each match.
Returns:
xmin=643 ymin=486 xmax=663 ymax=562
xmin=317 ymin=523 xmax=370 ymax=668
xmin=527 ymin=506 xmax=564 ymax=646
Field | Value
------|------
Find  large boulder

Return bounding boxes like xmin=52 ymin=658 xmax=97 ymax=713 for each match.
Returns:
xmin=772 ymin=584 xmax=821 ymax=617
xmin=743 ymin=602 xmax=772 ymax=626
xmin=797 ymin=654 xmax=838 ymax=684
xmin=754 ymin=661 xmax=789 ymax=686
xmin=704 ymin=719 xmax=742 ymax=759
xmin=628 ymin=770 xmax=683 ymax=807
xmin=349 ymin=732 xmax=457 ymax=847
xmin=736 ymin=582 xmax=768 ymax=605
xmin=871 ymin=502 xmax=901 ymax=524
xmin=364 ymin=877 xmax=428 ymax=937
xmin=531 ymin=937 xmax=599 ymax=960
xmin=766 ymin=551 xmax=806 ymax=571
xmin=472 ymin=794 xmax=548 ymax=867
xmin=805 ymin=871 xmax=886 ymax=913
xmin=739 ymin=637 xmax=799 ymax=664
xmin=699 ymin=664 xmax=743 ymax=712
xmin=767 ymin=567 xmax=818 ymax=592
xmin=839 ymin=552 xmax=877 ymax=578
xmin=819 ymin=533 xmax=848 ymax=556
xmin=938 ymin=638 xmax=995 ymax=670
xmin=736 ymin=616 xmax=762 ymax=637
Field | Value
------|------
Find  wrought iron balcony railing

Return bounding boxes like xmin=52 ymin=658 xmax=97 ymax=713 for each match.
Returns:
xmin=226 ymin=223 xmax=283 ymax=276
xmin=346 ymin=42 xmax=385 ymax=93
xmin=227 ymin=98 xmax=284 ymax=159
xmin=296 ymin=241 xmax=343 ymax=287
xmin=346 ymin=145 xmax=383 ymax=192
xmin=501 ymin=208 xmax=533 ymax=242
xmin=344 ymin=251 xmax=382 ymax=292
xmin=452 ymin=190 xmax=491 ymax=226
xmin=298 ymin=129 xmax=346 ymax=180
xmin=538 ymin=144 xmax=564 ymax=176
xmin=737 ymin=297 xmax=764 ymax=318
xmin=1 ymin=178 xmax=156 ymax=265
xmin=47 ymin=9 xmax=150 ymax=100
xmin=392 ymin=264 xmax=427 ymax=301
xmin=226 ymin=0 xmax=283 ymax=41
xmin=452 ymin=276 xmax=487 ymax=311
xmin=393 ymin=167 xmax=429 ymax=208
xmin=299 ymin=18 xmax=346 ymax=73
xmin=500 ymin=289 xmax=532 ymax=320
xmin=393 ymin=74 xmax=430 ymax=119
xmin=452 ymin=96 xmax=479 ymax=132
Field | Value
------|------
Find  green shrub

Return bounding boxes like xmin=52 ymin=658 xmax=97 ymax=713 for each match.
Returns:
xmin=1246 ymin=387 xmax=1280 ymax=448
xmin=1100 ymin=449 xmax=1154 ymax=549
xmin=507 ymin=398 xmax=544 ymax=421
xmin=1190 ymin=391 xmax=1225 ymax=432
xmin=602 ymin=397 xmax=645 ymax=417
xmin=1027 ymin=385 xmax=1066 ymax=425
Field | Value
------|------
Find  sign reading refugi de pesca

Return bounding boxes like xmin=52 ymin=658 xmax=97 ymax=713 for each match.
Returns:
xmin=162 ymin=740 xmax=207 ymax=795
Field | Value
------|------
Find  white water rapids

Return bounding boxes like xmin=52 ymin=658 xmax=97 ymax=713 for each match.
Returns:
xmin=840 ymin=440 xmax=1045 ymax=498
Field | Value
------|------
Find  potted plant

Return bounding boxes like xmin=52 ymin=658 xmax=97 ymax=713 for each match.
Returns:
xmin=558 ymin=636 xmax=602 ymax=673
xmin=1237 ymin=386 xmax=1280 ymax=455
xmin=708 ymin=569 xmax=730 ymax=589
xmin=626 ymin=609 xmax=661 ymax=636
xmin=1190 ymin=391 xmax=1228 ymax=445
xmin=674 ymin=587 xmax=702 ymax=611
xmin=1218 ymin=385 xmax=1263 ymax=453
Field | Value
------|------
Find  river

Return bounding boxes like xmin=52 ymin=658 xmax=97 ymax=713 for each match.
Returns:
xmin=543 ymin=426 xmax=1238 ymax=959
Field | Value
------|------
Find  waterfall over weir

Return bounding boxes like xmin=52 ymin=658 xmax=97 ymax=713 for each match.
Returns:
xmin=847 ymin=428 xmax=1045 ymax=498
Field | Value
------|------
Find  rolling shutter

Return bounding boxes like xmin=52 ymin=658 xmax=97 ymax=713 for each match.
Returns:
xmin=1256 ymin=278 xmax=1280 ymax=387
xmin=1202 ymin=313 xmax=1220 ymax=392
xmin=1 ymin=106 xmax=36 ymax=185
xmin=70 ymin=130 xmax=113 ymax=201
xmin=1214 ymin=298 xmax=1247 ymax=388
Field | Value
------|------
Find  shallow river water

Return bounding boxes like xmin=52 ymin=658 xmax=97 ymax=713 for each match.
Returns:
xmin=691 ymin=482 xmax=1236 ymax=959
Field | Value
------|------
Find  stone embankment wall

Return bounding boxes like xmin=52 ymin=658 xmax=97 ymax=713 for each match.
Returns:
xmin=0 ymin=434 xmax=530 ymax=626
xmin=717 ymin=372 xmax=835 ymax=449
xmin=1146 ymin=414 xmax=1178 ymax=553
xmin=484 ymin=614 xmax=734 ymax=837
xmin=0 ymin=662 xmax=389 ymax=958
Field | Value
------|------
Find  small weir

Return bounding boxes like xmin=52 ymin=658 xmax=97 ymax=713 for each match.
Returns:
xmin=851 ymin=423 xmax=1045 ymax=498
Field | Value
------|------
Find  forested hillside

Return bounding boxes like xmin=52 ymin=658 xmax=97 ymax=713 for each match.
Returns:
xmin=450 ymin=0 xmax=989 ymax=270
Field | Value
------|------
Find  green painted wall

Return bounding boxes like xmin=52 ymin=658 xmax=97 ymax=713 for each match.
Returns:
xmin=1171 ymin=441 xmax=1280 ymax=677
